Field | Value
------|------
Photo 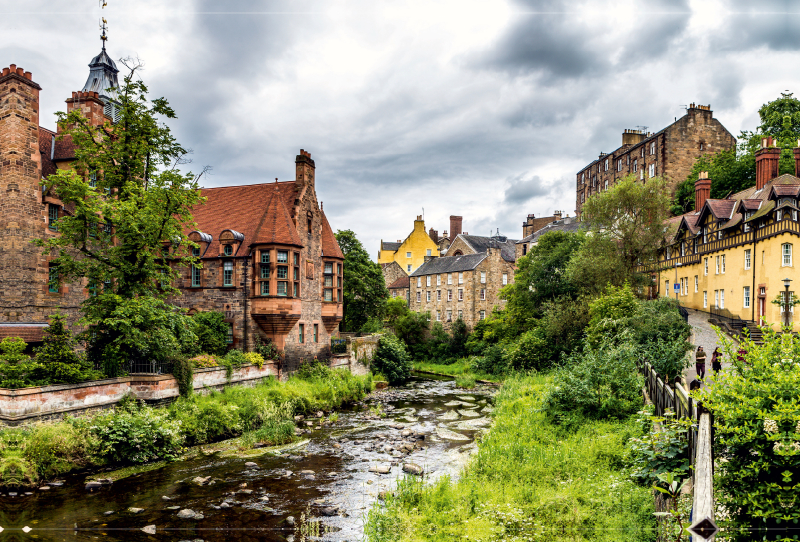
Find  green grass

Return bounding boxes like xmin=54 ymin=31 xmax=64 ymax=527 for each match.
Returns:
xmin=365 ymin=373 xmax=655 ymax=542
xmin=0 ymin=368 xmax=373 ymax=487
xmin=412 ymin=359 xmax=502 ymax=383
xmin=454 ymin=373 xmax=476 ymax=389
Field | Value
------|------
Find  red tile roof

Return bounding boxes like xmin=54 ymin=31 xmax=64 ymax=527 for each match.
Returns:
xmin=193 ymin=182 xmax=303 ymax=254
xmin=320 ymin=208 xmax=344 ymax=259
xmin=53 ymin=133 xmax=76 ymax=161
xmin=705 ymin=199 xmax=736 ymax=220
xmin=38 ymin=127 xmax=58 ymax=178
xmin=0 ymin=324 xmax=47 ymax=343
xmin=388 ymin=275 xmax=410 ymax=289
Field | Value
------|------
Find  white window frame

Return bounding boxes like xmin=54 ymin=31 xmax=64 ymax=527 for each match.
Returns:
xmin=649 ymin=163 xmax=655 ymax=178
xmin=427 ymin=249 xmax=432 ymax=256
xmin=720 ymin=289 xmax=725 ymax=309
xmin=744 ymin=249 xmax=751 ymax=270
xmin=458 ymin=288 xmax=463 ymax=301
xmin=426 ymin=276 xmax=431 ymax=287
xmin=665 ymin=280 xmax=670 ymax=297
xmin=480 ymin=288 xmax=486 ymax=300
xmin=502 ymin=273 xmax=508 ymax=286
xmin=715 ymin=256 xmax=719 ymax=274
xmin=650 ymin=142 xmax=656 ymax=155
xmin=437 ymin=275 xmax=441 ymax=286
xmin=783 ymin=243 xmax=793 ymax=266
xmin=703 ymin=291 xmax=708 ymax=308
xmin=417 ymin=277 xmax=421 ymax=287
xmin=447 ymin=273 xmax=452 ymax=285
xmin=416 ymin=291 xmax=421 ymax=302
xmin=604 ymin=158 xmax=609 ymax=171
xmin=437 ymin=290 xmax=441 ymax=301
xmin=406 ymin=252 xmax=412 ymax=258
xmin=447 ymin=289 xmax=452 ymax=301
xmin=407 ymin=264 xmax=412 ymax=272
xmin=458 ymin=272 xmax=464 ymax=284
xmin=721 ymin=254 xmax=726 ymax=273
xmin=633 ymin=159 xmax=637 ymax=172
xmin=480 ymin=272 xmax=486 ymax=284
xmin=714 ymin=290 xmax=719 ymax=308
xmin=694 ymin=275 xmax=698 ymax=293
xmin=426 ymin=291 xmax=431 ymax=302
xmin=744 ymin=286 xmax=751 ymax=308
xmin=704 ymin=257 xmax=708 ymax=275
xmin=436 ymin=310 xmax=440 ymax=321
xmin=604 ymin=179 xmax=609 ymax=191
xmin=479 ymin=310 xmax=486 ymax=321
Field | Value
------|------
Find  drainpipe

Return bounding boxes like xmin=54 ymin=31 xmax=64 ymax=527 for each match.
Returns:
xmin=751 ymin=228 xmax=757 ymax=323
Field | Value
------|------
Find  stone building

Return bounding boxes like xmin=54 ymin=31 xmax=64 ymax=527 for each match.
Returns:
xmin=575 ymin=103 xmax=735 ymax=217
xmin=387 ymin=275 xmax=410 ymax=304
xmin=409 ymin=248 xmax=514 ymax=329
xmin=446 ymin=232 xmax=517 ymax=261
xmin=521 ymin=212 xmax=562 ymax=238
xmin=380 ymin=261 xmax=407 ymax=289
xmin=654 ymin=137 xmax=800 ymax=330
xmin=377 ymin=215 xmax=440 ymax=275
xmin=172 ymin=150 xmax=344 ymax=372
xmin=0 ymin=53 xmax=123 ymax=345
xmin=516 ymin=214 xmax=584 ymax=260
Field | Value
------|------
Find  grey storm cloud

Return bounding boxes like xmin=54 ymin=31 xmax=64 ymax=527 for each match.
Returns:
xmin=2 ymin=0 xmax=799 ymax=257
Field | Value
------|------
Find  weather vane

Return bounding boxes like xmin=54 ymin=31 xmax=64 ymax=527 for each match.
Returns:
xmin=99 ymin=0 xmax=108 ymax=49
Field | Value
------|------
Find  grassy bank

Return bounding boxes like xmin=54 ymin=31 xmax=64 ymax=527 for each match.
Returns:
xmin=0 ymin=366 xmax=372 ymax=487
xmin=412 ymin=359 xmax=502 ymax=383
xmin=365 ymin=373 xmax=654 ymax=542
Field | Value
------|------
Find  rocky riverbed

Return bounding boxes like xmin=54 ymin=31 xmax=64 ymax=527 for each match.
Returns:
xmin=0 ymin=376 xmax=494 ymax=542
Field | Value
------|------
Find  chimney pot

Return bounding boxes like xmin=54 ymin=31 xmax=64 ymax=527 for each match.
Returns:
xmin=695 ymin=172 xmax=712 ymax=209
xmin=9 ymin=64 xmax=16 ymax=73
xmin=23 ymin=71 xmax=31 ymax=80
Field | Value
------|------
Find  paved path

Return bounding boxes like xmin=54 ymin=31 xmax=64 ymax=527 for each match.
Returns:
xmin=684 ymin=308 xmax=736 ymax=388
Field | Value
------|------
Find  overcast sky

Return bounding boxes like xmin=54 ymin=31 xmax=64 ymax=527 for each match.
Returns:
xmin=3 ymin=0 xmax=800 ymax=258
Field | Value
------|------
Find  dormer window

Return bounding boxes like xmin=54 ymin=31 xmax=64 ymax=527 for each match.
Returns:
xmin=224 ymin=244 xmax=233 ymax=256
xmin=777 ymin=210 xmax=783 ymax=222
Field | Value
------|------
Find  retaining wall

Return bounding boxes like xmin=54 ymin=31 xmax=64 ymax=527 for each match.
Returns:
xmin=0 ymin=362 xmax=277 ymax=426
xmin=329 ymin=334 xmax=380 ymax=375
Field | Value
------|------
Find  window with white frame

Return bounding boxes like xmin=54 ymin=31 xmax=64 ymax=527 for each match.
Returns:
xmin=617 ymin=159 xmax=622 ymax=171
xmin=480 ymin=289 xmax=486 ymax=300
xmin=604 ymin=179 xmax=609 ymax=191
xmin=416 ymin=291 xmax=421 ymax=302
xmin=480 ymin=272 xmax=486 ymax=284
xmin=720 ymin=289 xmax=725 ymax=309
xmin=458 ymin=272 xmax=464 ymax=284
xmin=447 ymin=273 xmax=452 ymax=285
xmin=437 ymin=290 xmax=441 ymax=301
xmin=479 ymin=310 xmax=486 ymax=321
xmin=458 ymin=309 xmax=463 ymax=319
xmin=447 ymin=289 xmax=452 ymax=301
xmin=715 ymin=256 xmax=720 ymax=274
xmin=714 ymin=289 xmax=719 ymax=307
xmin=426 ymin=276 xmax=431 ymax=287
xmin=744 ymin=286 xmax=751 ymax=308
xmin=427 ymin=249 xmax=432 ymax=256
xmin=437 ymin=275 xmax=441 ymax=286
xmin=604 ymin=158 xmax=609 ymax=171
xmin=694 ymin=275 xmax=698 ymax=293
xmin=436 ymin=310 xmax=440 ymax=321
xmin=665 ymin=280 xmax=669 ymax=296
xmin=721 ymin=254 xmax=726 ymax=273
xmin=650 ymin=142 xmax=656 ymax=155
xmin=406 ymin=252 xmax=412 ymax=258
xmin=633 ymin=159 xmax=637 ymax=172
xmin=704 ymin=257 xmax=708 ymax=275
xmin=458 ymin=288 xmax=463 ymax=301
xmin=777 ymin=210 xmax=783 ymax=221
xmin=408 ymin=264 xmax=412 ymax=272
xmin=426 ymin=291 xmax=431 ymax=302
xmin=703 ymin=291 xmax=708 ymax=308
xmin=417 ymin=277 xmax=421 ymax=287
xmin=744 ymin=249 xmax=751 ymax=269
xmin=649 ymin=163 xmax=655 ymax=178
xmin=783 ymin=243 xmax=792 ymax=266
xmin=502 ymin=273 xmax=508 ymax=285
xmin=640 ymin=169 xmax=644 ymax=180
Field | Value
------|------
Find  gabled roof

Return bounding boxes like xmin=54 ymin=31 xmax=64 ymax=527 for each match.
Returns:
xmin=388 ymin=275 xmax=410 ymax=289
xmin=705 ymin=199 xmax=736 ymax=220
xmin=320 ymin=208 xmax=344 ymax=259
xmin=381 ymin=241 xmax=402 ymax=252
xmin=458 ymin=234 xmax=518 ymax=262
xmin=738 ymin=199 xmax=762 ymax=212
xmin=720 ymin=213 xmax=742 ymax=230
xmin=410 ymin=253 xmax=486 ymax=276
xmin=39 ymin=127 xmax=57 ymax=178
xmin=53 ymin=133 xmax=76 ymax=161
xmin=250 ymin=183 xmax=303 ymax=248
xmin=674 ymin=213 xmax=701 ymax=239
xmin=517 ymin=216 xmax=585 ymax=245
xmin=192 ymin=181 xmax=301 ymax=255
xmin=769 ymin=184 xmax=800 ymax=199
xmin=748 ymin=199 xmax=775 ymax=222
xmin=730 ymin=174 xmax=800 ymax=201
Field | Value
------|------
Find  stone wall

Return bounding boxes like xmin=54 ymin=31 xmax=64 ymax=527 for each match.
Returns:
xmin=328 ymin=334 xmax=380 ymax=375
xmin=380 ymin=261 xmax=407 ymax=288
xmin=0 ymin=362 xmax=277 ymax=426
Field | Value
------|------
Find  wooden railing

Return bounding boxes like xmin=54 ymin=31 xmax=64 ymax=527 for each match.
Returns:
xmin=640 ymin=361 xmax=717 ymax=540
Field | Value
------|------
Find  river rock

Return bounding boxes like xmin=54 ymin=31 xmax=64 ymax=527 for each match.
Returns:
xmin=128 ymin=507 xmax=144 ymax=514
xmin=402 ymin=463 xmax=424 ymax=475
xmin=177 ymin=509 xmax=203 ymax=520
xmin=166 ymin=506 xmax=180 ymax=510
xmin=457 ymin=395 xmax=476 ymax=401
xmin=401 ymin=429 xmax=413 ymax=437
xmin=39 ymin=486 xmax=50 ymax=490
xmin=305 ymin=421 xmax=314 ymax=426
xmin=162 ymin=496 xmax=172 ymax=501
xmin=443 ymin=400 xmax=463 ymax=407
xmin=369 ymin=464 xmax=391 ymax=474
xmin=458 ymin=409 xmax=480 ymax=418
xmin=320 ymin=506 xmax=338 ymax=516
xmin=438 ymin=410 xmax=459 ymax=421
xmin=315 ymin=411 xmax=324 ymax=418
xmin=378 ymin=490 xmax=392 ymax=500
xmin=299 ymin=470 xmax=315 ymax=475
xmin=141 ymin=525 xmax=156 ymax=535
xmin=103 ymin=511 xmax=114 ymax=516
xmin=453 ymin=418 xmax=490 ymax=430
xmin=192 ymin=476 xmax=211 ymax=485
xmin=435 ymin=426 xmax=471 ymax=441
xmin=286 ymin=516 xmax=296 ymax=527
xmin=481 ymin=406 xmax=494 ymax=413
xmin=244 ymin=462 xmax=258 ymax=469
xmin=294 ymin=415 xmax=304 ymax=422
xmin=85 ymin=481 xmax=103 ymax=490
xmin=238 ymin=489 xmax=253 ymax=495
xmin=219 ymin=502 xmax=231 ymax=509
xmin=259 ymin=496 xmax=270 ymax=502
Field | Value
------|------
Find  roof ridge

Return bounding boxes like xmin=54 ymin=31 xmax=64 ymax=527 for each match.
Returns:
xmin=250 ymin=183 xmax=303 ymax=247
xmin=320 ymin=207 xmax=344 ymax=259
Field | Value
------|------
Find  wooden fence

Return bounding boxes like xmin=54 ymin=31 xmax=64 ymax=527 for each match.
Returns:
xmin=640 ymin=361 xmax=718 ymax=541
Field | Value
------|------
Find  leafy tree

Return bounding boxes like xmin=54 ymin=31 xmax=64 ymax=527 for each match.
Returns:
xmin=0 ymin=337 xmax=42 ymax=389
xmin=672 ymin=92 xmax=800 ymax=214
xmin=384 ymin=297 xmax=410 ymax=330
xmin=192 ymin=311 xmax=229 ymax=356
xmin=33 ymin=314 xmax=100 ymax=384
xmin=449 ymin=317 xmax=469 ymax=359
xmin=334 ymin=230 xmax=389 ymax=332
xmin=575 ymin=176 xmax=670 ymax=290
xmin=372 ymin=334 xmax=412 ymax=384
xmin=503 ymin=230 xmax=584 ymax=326
xmin=566 ymin=234 xmax=630 ymax=295
xmin=35 ymin=61 xmax=205 ymax=374
xmin=394 ymin=310 xmax=430 ymax=360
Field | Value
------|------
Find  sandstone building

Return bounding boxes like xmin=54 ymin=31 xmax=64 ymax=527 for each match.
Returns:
xmin=516 ymin=214 xmax=584 ymax=260
xmin=409 ymin=248 xmax=514 ymax=329
xmin=0 ymin=51 xmax=344 ymax=369
xmin=654 ymin=137 xmax=800 ymax=330
xmin=575 ymin=103 xmax=735 ymax=217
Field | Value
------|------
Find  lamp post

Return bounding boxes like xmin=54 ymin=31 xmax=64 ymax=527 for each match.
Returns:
xmin=783 ymin=277 xmax=792 ymax=328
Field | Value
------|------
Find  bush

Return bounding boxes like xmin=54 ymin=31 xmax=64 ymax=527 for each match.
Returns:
xmin=449 ymin=317 xmax=469 ymax=359
xmin=626 ymin=408 xmax=692 ymax=489
xmin=372 ymin=334 xmax=412 ymax=385
xmin=471 ymin=345 xmax=507 ymax=376
xmin=244 ymin=352 xmax=265 ymax=368
xmin=543 ymin=341 xmax=644 ymax=426
xmin=585 ymin=283 xmax=638 ymax=348
xmin=295 ymin=358 xmax=333 ymax=380
xmin=455 ymin=373 xmax=476 ymax=389
xmin=35 ymin=314 xmax=101 ymax=384
xmin=254 ymin=335 xmax=281 ymax=361
xmin=192 ymin=311 xmax=229 ymax=356
xmin=190 ymin=354 xmax=218 ymax=368
xmin=172 ymin=355 xmax=194 ymax=398
xmin=503 ymin=328 xmax=549 ymax=372
xmin=220 ymin=349 xmax=247 ymax=379
xmin=0 ymin=337 xmax=43 ymax=389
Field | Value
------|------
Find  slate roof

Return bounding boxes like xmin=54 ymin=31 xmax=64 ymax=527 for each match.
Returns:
xmin=517 ymin=216 xmax=585 ymax=244
xmin=320 ymin=208 xmax=344 ymax=259
xmin=704 ymin=199 xmax=736 ymax=220
xmin=192 ymin=181 xmax=302 ymax=255
xmin=388 ymin=275 xmax=410 ymax=289
xmin=457 ymin=235 xmax=518 ymax=262
xmin=38 ymin=127 xmax=57 ymax=178
xmin=53 ymin=134 xmax=77 ymax=161
xmin=381 ymin=241 xmax=402 ymax=252
xmin=0 ymin=323 xmax=48 ymax=343
xmin=410 ymin=253 xmax=486 ymax=276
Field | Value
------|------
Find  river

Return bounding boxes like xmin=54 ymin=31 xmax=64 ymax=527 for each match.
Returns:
xmin=0 ymin=376 xmax=494 ymax=542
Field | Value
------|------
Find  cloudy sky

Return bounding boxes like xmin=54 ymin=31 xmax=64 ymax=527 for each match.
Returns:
xmin=3 ymin=0 xmax=799 ymax=258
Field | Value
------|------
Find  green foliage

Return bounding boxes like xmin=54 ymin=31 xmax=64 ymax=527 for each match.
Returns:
xmin=244 ymin=352 xmax=265 ymax=368
xmin=192 ymin=311 xmax=229 ymax=356
xmin=34 ymin=314 xmax=101 ymax=384
xmin=471 ymin=345 xmax=507 ymax=376
xmin=335 ymin=229 xmax=389 ymax=332
xmin=449 ymin=317 xmax=469 ymax=359
xmin=566 ymin=233 xmax=632 ymax=295
xmin=172 ymin=355 xmax=194 ymax=398
xmin=365 ymin=374 xmax=654 ymax=542
xmin=585 ymin=283 xmax=638 ymax=348
xmin=626 ymin=408 xmax=692 ymax=489
xmin=504 ymin=231 xmax=585 ymax=324
xmin=36 ymin=62 xmax=205 ymax=371
xmin=220 ymin=349 xmax=247 ymax=380
xmin=394 ymin=310 xmax=430 ymax=359
xmin=90 ymin=400 xmax=185 ymax=464
xmin=384 ymin=296 xmax=410 ymax=330
xmin=254 ymin=335 xmax=281 ymax=361
xmin=454 ymin=373 xmax=476 ymax=389
xmin=543 ymin=341 xmax=644 ymax=426
xmin=372 ymin=334 xmax=412 ymax=385
xmin=694 ymin=326 xmax=800 ymax=528
xmin=0 ymin=337 xmax=43 ymax=389
xmin=360 ymin=316 xmax=385 ymax=334
xmin=190 ymin=354 xmax=218 ymax=368
xmin=85 ymin=296 xmax=198 ymax=377
xmin=465 ymin=308 xmax=515 ymax=354
xmin=295 ymin=358 xmax=334 ymax=380
xmin=503 ymin=328 xmax=548 ymax=372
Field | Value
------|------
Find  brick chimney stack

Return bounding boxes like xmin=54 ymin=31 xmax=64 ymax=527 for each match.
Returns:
xmin=64 ymin=90 xmax=105 ymax=129
xmin=755 ymin=137 xmax=780 ymax=190
xmin=553 ymin=210 xmax=562 ymax=221
xmin=295 ymin=149 xmax=316 ymax=190
xmin=695 ymin=171 xmax=711 ymax=210
xmin=450 ymin=216 xmax=462 ymax=239
xmin=794 ymin=140 xmax=800 ymax=177
xmin=429 ymin=228 xmax=439 ymax=243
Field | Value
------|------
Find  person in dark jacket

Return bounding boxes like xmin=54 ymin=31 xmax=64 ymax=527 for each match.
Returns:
xmin=711 ymin=347 xmax=722 ymax=375
xmin=695 ymin=346 xmax=707 ymax=379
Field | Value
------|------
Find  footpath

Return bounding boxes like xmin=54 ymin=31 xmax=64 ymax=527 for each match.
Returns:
xmin=684 ymin=308 xmax=736 ymax=388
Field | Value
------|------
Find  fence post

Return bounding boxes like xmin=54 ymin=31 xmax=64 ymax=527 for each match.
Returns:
xmin=689 ymin=411 xmax=717 ymax=540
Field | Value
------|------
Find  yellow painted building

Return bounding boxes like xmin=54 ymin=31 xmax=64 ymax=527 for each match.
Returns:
xmin=378 ymin=215 xmax=440 ymax=274
xmin=656 ymin=141 xmax=800 ymax=330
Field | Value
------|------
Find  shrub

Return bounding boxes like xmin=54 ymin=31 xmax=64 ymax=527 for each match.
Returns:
xmin=449 ymin=317 xmax=469 ymax=359
xmin=585 ymin=283 xmax=638 ymax=348
xmin=503 ymin=328 xmax=549 ymax=372
xmin=543 ymin=341 xmax=644 ymax=426
xmin=190 ymin=354 xmax=218 ymax=368
xmin=0 ymin=337 xmax=43 ymax=389
xmin=172 ymin=355 xmax=194 ymax=398
xmin=254 ymin=336 xmax=281 ymax=361
xmin=220 ymin=349 xmax=248 ymax=380
xmin=243 ymin=352 xmax=265 ymax=368
xmin=192 ymin=311 xmax=229 ymax=356
xmin=295 ymin=358 xmax=333 ymax=380
xmin=35 ymin=314 xmax=102 ymax=384
xmin=455 ymin=373 xmax=476 ymax=389
xmin=471 ymin=345 xmax=507 ymax=376
xmin=626 ymin=408 xmax=692 ymax=489
xmin=372 ymin=334 xmax=412 ymax=385
xmin=90 ymin=401 xmax=184 ymax=464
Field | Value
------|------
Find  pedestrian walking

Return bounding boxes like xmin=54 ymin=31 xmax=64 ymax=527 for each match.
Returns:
xmin=695 ymin=346 xmax=707 ymax=379
xmin=711 ymin=347 xmax=722 ymax=375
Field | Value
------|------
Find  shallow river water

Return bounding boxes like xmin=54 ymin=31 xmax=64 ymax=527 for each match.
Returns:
xmin=0 ymin=376 xmax=494 ymax=542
